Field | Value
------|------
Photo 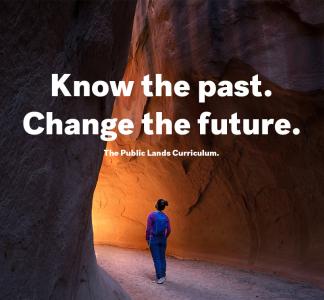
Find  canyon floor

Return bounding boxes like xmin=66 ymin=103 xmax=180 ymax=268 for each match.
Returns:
xmin=95 ymin=245 xmax=324 ymax=300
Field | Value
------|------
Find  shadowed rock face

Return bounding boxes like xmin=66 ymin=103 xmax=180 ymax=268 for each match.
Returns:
xmin=93 ymin=0 xmax=324 ymax=286
xmin=0 ymin=1 xmax=136 ymax=299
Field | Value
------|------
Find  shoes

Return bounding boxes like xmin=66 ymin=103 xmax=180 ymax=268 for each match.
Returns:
xmin=152 ymin=276 xmax=167 ymax=284
xmin=157 ymin=277 xmax=166 ymax=284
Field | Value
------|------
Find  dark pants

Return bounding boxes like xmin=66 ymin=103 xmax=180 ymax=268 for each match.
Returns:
xmin=149 ymin=237 xmax=167 ymax=279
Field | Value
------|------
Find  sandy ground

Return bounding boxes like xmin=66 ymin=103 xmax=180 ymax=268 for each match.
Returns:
xmin=95 ymin=245 xmax=324 ymax=300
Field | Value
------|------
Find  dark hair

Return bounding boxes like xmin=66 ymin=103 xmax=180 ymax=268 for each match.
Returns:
xmin=155 ymin=199 xmax=168 ymax=211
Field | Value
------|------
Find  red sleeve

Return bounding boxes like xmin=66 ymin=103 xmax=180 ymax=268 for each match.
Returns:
xmin=166 ymin=215 xmax=171 ymax=238
xmin=146 ymin=213 xmax=153 ymax=241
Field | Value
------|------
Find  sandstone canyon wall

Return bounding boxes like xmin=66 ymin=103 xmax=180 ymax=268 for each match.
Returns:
xmin=93 ymin=0 xmax=324 ymax=286
xmin=0 ymin=1 xmax=136 ymax=299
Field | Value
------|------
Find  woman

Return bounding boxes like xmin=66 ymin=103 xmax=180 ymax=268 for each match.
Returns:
xmin=146 ymin=199 xmax=171 ymax=284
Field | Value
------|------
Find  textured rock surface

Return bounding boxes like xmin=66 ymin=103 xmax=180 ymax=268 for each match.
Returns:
xmin=0 ymin=1 xmax=135 ymax=299
xmin=93 ymin=0 xmax=324 ymax=287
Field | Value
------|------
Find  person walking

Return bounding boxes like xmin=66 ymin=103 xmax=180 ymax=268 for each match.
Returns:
xmin=146 ymin=199 xmax=171 ymax=284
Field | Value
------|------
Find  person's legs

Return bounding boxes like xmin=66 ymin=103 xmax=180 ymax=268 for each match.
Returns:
xmin=149 ymin=239 xmax=163 ymax=279
xmin=160 ymin=238 xmax=167 ymax=278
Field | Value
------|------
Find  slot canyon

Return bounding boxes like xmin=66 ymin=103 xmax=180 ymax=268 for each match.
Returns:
xmin=93 ymin=0 xmax=324 ymax=289
xmin=1 ymin=0 xmax=324 ymax=299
